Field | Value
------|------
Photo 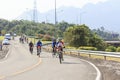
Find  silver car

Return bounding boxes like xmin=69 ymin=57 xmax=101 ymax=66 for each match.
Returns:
xmin=2 ymin=39 xmax=10 ymax=45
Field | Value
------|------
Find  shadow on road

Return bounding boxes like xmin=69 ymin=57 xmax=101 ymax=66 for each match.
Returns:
xmin=62 ymin=61 xmax=81 ymax=64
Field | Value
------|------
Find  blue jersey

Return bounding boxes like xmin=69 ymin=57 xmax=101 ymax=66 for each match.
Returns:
xmin=37 ymin=41 xmax=42 ymax=46
xmin=52 ymin=41 xmax=57 ymax=47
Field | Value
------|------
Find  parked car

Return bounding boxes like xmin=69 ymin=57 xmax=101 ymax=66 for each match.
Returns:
xmin=2 ymin=39 xmax=10 ymax=45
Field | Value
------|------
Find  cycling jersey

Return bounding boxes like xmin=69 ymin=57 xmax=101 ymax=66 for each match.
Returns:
xmin=57 ymin=41 xmax=64 ymax=47
xmin=52 ymin=41 xmax=57 ymax=47
xmin=37 ymin=41 xmax=42 ymax=46
xmin=29 ymin=42 xmax=34 ymax=47
xmin=57 ymin=42 xmax=63 ymax=47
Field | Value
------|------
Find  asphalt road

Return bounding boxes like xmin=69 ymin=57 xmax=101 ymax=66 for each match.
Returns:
xmin=0 ymin=37 xmax=99 ymax=80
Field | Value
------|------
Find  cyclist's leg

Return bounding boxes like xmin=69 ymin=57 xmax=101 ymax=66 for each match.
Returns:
xmin=52 ymin=47 xmax=54 ymax=53
xmin=61 ymin=48 xmax=64 ymax=61
xmin=37 ymin=47 xmax=41 ymax=54
xmin=39 ymin=48 xmax=41 ymax=57
xmin=59 ymin=52 xmax=62 ymax=64
xmin=29 ymin=47 xmax=31 ymax=52
xmin=37 ymin=47 xmax=39 ymax=55
xmin=31 ymin=47 xmax=33 ymax=53
xmin=53 ymin=47 xmax=56 ymax=56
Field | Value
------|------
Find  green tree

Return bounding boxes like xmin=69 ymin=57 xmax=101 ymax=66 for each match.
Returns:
xmin=64 ymin=24 xmax=90 ymax=47
xmin=89 ymin=33 xmax=106 ymax=50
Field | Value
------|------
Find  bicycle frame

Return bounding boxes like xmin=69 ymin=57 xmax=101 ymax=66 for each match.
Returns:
xmin=37 ymin=46 xmax=41 ymax=57
xmin=30 ymin=46 xmax=33 ymax=54
xmin=52 ymin=47 xmax=57 ymax=57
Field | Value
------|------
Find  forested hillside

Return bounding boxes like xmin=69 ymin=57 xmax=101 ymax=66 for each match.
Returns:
xmin=0 ymin=19 xmax=119 ymax=51
xmin=0 ymin=19 xmax=71 ymax=37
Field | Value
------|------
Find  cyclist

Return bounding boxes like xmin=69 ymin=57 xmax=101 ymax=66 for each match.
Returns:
xmin=36 ymin=40 xmax=42 ymax=57
xmin=52 ymin=39 xmax=57 ymax=57
xmin=52 ymin=39 xmax=57 ymax=52
xmin=57 ymin=39 xmax=65 ymax=61
xmin=29 ymin=41 xmax=34 ymax=54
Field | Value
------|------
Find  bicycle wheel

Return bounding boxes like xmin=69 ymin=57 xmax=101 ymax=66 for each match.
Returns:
xmin=38 ymin=48 xmax=41 ymax=57
xmin=59 ymin=52 xmax=62 ymax=64
xmin=52 ymin=47 xmax=57 ymax=57
xmin=30 ymin=47 xmax=33 ymax=54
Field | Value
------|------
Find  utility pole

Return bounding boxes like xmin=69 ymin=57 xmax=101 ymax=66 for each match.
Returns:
xmin=55 ymin=0 xmax=57 ymax=25
xmin=53 ymin=0 xmax=57 ymax=38
xmin=33 ymin=0 xmax=38 ymax=23
xmin=33 ymin=0 xmax=38 ymax=43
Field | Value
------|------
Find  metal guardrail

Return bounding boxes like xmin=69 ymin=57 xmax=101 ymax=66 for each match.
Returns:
xmin=64 ymin=49 xmax=120 ymax=60
xmin=42 ymin=43 xmax=120 ymax=60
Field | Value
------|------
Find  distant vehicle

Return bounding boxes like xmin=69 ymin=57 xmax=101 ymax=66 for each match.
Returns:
xmin=4 ymin=34 xmax=11 ymax=40
xmin=2 ymin=39 xmax=10 ymax=45
xmin=13 ymin=33 xmax=17 ymax=37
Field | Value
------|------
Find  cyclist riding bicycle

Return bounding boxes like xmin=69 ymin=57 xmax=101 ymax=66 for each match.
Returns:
xmin=52 ymin=39 xmax=57 ymax=52
xmin=57 ymin=39 xmax=65 ymax=61
xmin=36 ymin=40 xmax=42 ymax=57
xmin=52 ymin=39 xmax=57 ymax=57
xmin=29 ymin=41 xmax=34 ymax=54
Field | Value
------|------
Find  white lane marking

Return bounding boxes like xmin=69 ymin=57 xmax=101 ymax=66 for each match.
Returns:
xmin=80 ymin=59 xmax=102 ymax=80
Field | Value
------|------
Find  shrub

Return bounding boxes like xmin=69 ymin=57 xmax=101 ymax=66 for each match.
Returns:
xmin=105 ymin=49 xmax=112 ymax=52
xmin=66 ymin=46 xmax=77 ymax=49
xmin=36 ymin=34 xmax=44 ymax=39
xmin=116 ymin=47 xmax=120 ymax=52
xmin=78 ymin=46 xmax=97 ymax=51
xmin=42 ymin=34 xmax=52 ymax=41
xmin=105 ymin=46 xmax=116 ymax=52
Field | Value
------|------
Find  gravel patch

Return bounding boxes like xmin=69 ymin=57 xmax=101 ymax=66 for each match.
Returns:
xmin=79 ymin=56 xmax=120 ymax=80
xmin=0 ymin=45 xmax=9 ymax=60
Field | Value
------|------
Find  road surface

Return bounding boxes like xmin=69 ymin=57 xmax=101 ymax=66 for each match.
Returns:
xmin=0 ymin=37 xmax=99 ymax=80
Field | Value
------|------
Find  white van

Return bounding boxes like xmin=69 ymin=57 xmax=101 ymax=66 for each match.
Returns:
xmin=5 ymin=34 xmax=11 ymax=40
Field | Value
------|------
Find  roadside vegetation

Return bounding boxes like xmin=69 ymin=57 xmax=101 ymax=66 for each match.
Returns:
xmin=0 ymin=18 xmax=120 ymax=52
xmin=0 ymin=36 xmax=4 ymax=40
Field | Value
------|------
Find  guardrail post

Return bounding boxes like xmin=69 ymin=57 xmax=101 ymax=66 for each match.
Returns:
xmin=89 ymin=54 xmax=91 ymax=58
xmin=104 ymin=56 xmax=106 ymax=60
xmin=78 ymin=52 xmax=80 ymax=56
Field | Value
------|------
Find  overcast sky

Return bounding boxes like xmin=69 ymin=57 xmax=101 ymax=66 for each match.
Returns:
xmin=0 ymin=0 xmax=107 ymax=20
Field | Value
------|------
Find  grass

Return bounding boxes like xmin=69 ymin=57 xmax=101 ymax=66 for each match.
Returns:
xmin=106 ymin=57 xmax=120 ymax=62
xmin=0 ymin=36 xmax=4 ymax=41
xmin=65 ymin=46 xmax=120 ymax=62
xmin=90 ymin=55 xmax=105 ymax=59
xmin=79 ymin=53 xmax=120 ymax=62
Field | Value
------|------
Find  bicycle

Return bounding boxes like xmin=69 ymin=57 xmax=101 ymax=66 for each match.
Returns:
xmin=52 ymin=47 xmax=58 ymax=58
xmin=57 ymin=46 xmax=63 ymax=64
xmin=37 ymin=46 xmax=41 ymax=57
xmin=29 ymin=46 xmax=33 ymax=54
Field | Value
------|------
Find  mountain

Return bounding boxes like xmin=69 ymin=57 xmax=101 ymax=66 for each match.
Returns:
xmin=16 ymin=0 xmax=120 ymax=33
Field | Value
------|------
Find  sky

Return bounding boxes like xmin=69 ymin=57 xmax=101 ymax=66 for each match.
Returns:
xmin=0 ymin=0 xmax=107 ymax=20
